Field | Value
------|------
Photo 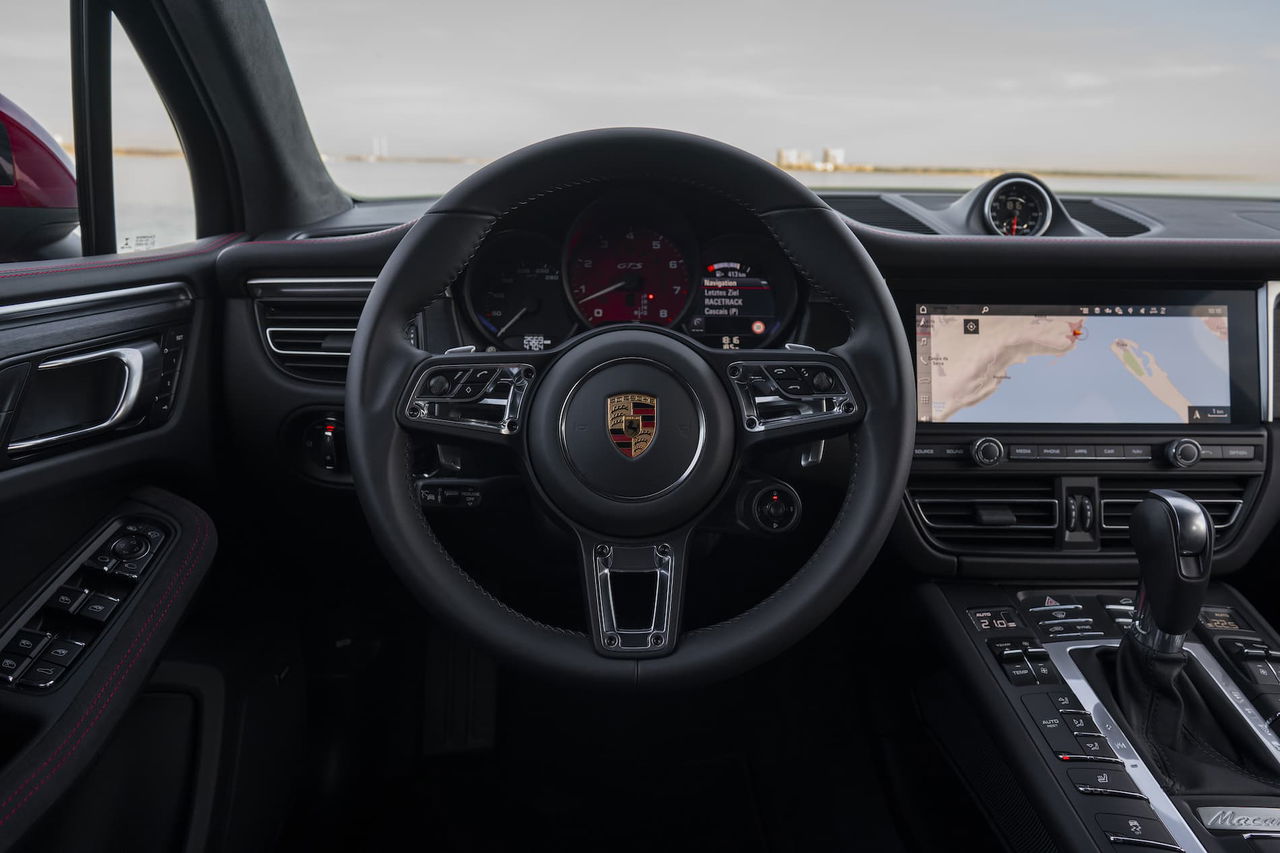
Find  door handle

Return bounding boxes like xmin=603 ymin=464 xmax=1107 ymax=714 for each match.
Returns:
xmin=8 ymin=344 xmax=155 ymax=452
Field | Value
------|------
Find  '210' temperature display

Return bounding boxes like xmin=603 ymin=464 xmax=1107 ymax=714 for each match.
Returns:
xmin=968 ymin=607 xmax=1021 ymax=632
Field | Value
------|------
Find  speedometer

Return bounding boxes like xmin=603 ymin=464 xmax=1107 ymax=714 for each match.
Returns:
xmin=465 ymin=231 xmax=578 ymax=351
xmin=564 ymin=202 xmax=695 ymax=327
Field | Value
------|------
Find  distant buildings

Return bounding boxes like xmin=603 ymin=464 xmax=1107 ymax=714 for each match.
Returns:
xmin=775 ymin=146 xmax=852 ymax=171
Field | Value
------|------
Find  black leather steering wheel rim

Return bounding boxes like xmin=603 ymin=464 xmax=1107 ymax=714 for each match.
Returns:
xmin=346 ymin=128 xmax=914 ymax=689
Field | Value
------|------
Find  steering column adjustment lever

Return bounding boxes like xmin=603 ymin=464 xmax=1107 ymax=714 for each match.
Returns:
xmin=1129 ymin=489 xmax=1213 ymax=653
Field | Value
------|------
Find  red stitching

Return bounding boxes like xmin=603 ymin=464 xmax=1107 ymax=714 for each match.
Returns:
xmin=0 ymin=515 xmax=209 ymax=826
xmin=0 ymin=523 xmax=201 ymax=811
xmin=0 ymin=524 xmax=207 ymax=826
xmin=0 ymin=233 xmax=243 ymax=281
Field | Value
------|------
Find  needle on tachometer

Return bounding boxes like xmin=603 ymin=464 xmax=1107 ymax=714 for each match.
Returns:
xmin=577 ymin=278 xmax=635 ymax=305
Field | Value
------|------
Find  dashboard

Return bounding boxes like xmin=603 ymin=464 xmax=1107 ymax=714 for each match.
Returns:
xmin=458 ymin=191 xmax=802 ymax=352
xmin=218 ymin=171 xmax=1280 ymax=588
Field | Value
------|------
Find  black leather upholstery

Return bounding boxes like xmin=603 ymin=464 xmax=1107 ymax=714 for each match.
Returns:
xmin=1086 ymin=641 xmax=1280 ymax=796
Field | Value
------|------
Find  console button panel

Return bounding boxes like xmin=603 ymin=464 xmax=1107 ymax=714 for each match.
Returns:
xmin=946 ymin=584 xmax=1185 ymax=853
xmin=0 ymin=516 xmax=168 ymax=691
xmin=913 ymin=434 xmax=1263 ymax=470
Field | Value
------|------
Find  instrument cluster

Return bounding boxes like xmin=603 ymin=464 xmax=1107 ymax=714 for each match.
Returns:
xmin=462 ymin=195 xmax=801 ymax=351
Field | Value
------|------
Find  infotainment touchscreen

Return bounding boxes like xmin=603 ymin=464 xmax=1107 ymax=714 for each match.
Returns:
xmin=915 ymin=303 xmax=1232 ymax=424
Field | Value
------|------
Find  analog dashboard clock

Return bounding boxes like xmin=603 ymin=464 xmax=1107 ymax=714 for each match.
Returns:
xmin=984 ymin=178 xmax=1053 ymax=236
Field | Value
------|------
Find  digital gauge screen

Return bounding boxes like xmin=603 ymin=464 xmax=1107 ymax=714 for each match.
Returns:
xmin=687 ymin=262 xmax=777 ymax=349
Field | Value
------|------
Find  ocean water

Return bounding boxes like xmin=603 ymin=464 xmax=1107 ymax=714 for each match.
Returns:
xmin=110 ymin=155 xmax=1280 ymax=253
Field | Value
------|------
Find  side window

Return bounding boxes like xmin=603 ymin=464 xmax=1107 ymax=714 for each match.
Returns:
xmin=111 ymin=14 xmax=195 ymax=253
xmin=0 ymin=7 xmax=196 ymax=263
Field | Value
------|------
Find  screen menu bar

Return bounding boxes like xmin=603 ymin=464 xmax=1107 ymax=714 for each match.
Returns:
xmin=916 ymin=304 xmax=1228 ymax=318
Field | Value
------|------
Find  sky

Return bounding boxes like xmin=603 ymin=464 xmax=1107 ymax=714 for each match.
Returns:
xmin=1 ymin=0 xmax=1277 ymax=180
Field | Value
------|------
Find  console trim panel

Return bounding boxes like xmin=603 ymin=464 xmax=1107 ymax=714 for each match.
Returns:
xmin=1048 ymin=638 xmax=1206 ymax=853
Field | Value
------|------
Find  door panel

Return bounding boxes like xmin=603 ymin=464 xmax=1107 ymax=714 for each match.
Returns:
xmin=0 ymin=235 xmax=237 ymax=849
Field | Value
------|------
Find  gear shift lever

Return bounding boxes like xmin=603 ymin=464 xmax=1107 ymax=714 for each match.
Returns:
xmin=1129 ymin=489 xmax=1213 ymax=653
xmin=1108 ymin=489 xmax=1280 ymax=794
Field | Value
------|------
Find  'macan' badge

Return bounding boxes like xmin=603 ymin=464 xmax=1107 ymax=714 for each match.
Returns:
xmin=606 ymin=393 xmax=657 ymax=459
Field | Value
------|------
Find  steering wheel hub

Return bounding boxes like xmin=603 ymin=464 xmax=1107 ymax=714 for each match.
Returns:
xmin=527 ymin=327 xmax=735 ymax=535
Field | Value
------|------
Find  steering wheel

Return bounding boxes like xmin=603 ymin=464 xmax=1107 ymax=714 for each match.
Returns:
xmin=346 ymin=129 xmax=914 ymax=688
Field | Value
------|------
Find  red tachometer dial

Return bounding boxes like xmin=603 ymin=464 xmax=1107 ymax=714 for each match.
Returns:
xmin=567 ymin=225 xmax=691 ymax=326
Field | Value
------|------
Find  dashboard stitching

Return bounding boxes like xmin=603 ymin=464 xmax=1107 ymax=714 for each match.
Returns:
xmin=0 ymin=232 xmax=244 ymax=281
xmin=246 ymin=218 xmax=419 ymax=246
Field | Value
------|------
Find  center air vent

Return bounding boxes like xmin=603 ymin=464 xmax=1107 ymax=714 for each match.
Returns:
xmin=826 ymin=196 xmax=936 ymax=234
xmin=1098 ymin=478 xmax=1251 ymax=548
xmin=908 ymin=477 xmax=1058 ymax=551
xmin=249 ymin=277 xmax=373 ymax=383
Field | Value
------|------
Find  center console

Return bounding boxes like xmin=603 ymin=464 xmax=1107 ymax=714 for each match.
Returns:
xmin=925 ymin=581 xmax=1280 ymax=853
xmin=897 ymin=281 xmax=1280 ymax=851
xmin=892 ymin=283 xmax=1277 ymax=574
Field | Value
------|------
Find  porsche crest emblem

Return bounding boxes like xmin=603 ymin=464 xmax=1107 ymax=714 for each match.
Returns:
xmin=606 ymin=393 xmax=657 ymax=459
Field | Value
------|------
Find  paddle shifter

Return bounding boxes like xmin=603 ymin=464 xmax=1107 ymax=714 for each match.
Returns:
xmin=1129 ymin=489 xmax=1213 ymax=653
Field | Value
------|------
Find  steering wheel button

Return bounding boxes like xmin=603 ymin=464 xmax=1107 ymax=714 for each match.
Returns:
xmin=768 ymin=366 xmax=797 ymax=380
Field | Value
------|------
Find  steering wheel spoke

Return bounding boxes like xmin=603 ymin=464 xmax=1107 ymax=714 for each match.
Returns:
xmin=397 ymin=350 xmax=554 ymax=445
xmin=701 ymin=346 xmax=865 ymax=450
xmin=574 ymin=527 xmax=691 ymax=657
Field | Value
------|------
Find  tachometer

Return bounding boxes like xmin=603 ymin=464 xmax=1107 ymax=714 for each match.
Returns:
xmin=465 ymin=231 xmax=578 ymax=351
xmin=984 ymin=178 xmax=1052 ymax=236
xmin=565 ymin=206 xmax=694 ymax=327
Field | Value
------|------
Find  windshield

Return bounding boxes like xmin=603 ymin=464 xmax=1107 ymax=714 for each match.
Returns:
xmin=269 ymin=0 xmax=1280 ymax=199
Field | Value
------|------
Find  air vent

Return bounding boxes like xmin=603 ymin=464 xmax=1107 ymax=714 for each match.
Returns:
xmin=1098 ymin=478 xmax=1250 ymax=548
xmin=826 ymin=196 xmax=937 ymax=234
xmin=1061 ymin=200 xmax=1150 ymax=237
xmin=908 ymin=477 xmax=1058 ymax=551
xmin=249 ymin=277 xmax=373 ymax=383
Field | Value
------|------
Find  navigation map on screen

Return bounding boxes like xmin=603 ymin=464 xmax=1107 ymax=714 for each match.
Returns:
xmin=915 ymin=304 xmax=1231 ymax=424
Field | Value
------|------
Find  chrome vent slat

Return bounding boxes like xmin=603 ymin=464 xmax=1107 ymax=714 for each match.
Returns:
xmin=1097 ymin=478 xmax=1250 ymax=548
xmin=249 ymin=277 xmax=373 ymax=384
xmin=1100 ymin=498 xmax=1242 ymax=531
xmin=908 ymin=477 xmax=1058 ymax=550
